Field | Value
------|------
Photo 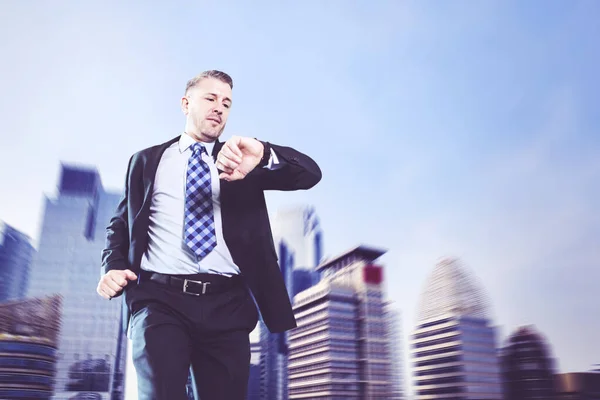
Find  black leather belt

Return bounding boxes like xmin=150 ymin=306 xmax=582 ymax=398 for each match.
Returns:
xmin=140 ymin=270 xmax=243 ymax=296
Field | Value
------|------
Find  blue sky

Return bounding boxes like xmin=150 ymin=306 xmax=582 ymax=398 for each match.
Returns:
xmin=1 ymin=0 xmax=599 ymax=396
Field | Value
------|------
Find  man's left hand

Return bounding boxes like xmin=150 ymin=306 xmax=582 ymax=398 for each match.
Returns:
xmin=216 ymin=136 xmax=264 ymax=181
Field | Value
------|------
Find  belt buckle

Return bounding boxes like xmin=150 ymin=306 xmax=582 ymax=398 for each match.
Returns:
xmin=183 ymin=279 xmax=210 ymax=295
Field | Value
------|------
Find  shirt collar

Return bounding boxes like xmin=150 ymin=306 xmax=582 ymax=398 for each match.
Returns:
xmin=178 ymin=132 xmax=216 ymax=156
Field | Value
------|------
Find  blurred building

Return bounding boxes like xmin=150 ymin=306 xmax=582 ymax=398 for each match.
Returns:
xmin=411 ymin=257 xmax=503 ymax=399
xmin=501 ymin=325 xmax=557 ymax=399
xmin=555 ymin=372 xmax=600 ymax=399
xmin=0 ymin=295 xmax=62 ymax=400
xmin=26 ymin=164 xmax=127 ymax=400
xmin=288 ymin=245 xmax=396 ymax=399
xmin=0 ymin=221 xmax=35 ymax=302
xmin=260 ymin=206 xmax=324 ymax=400
xmin=260 ymin=240 xmax=294 ymax=400
xmin=385 ymin=304 xmax=405 ymax=399
xmin=271 ymin=206 xmax=324 ymax=271
xmin=247 ymin=341 xmax=261 ymax=400
xmin=292 ymin=268 xmax=318 ymax=298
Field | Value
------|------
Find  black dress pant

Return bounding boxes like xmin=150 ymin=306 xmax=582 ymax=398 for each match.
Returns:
xmin=126 ymin=274 xmax=259 ymax=400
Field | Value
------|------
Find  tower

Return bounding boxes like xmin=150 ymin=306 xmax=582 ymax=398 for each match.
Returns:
xmin=411 ymin=257 xmax=503 ymax=399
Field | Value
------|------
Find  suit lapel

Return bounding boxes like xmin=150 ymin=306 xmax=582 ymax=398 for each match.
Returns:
xmin=211 ymin=139 xmax=224 ymax=170
xmin=141 ymin=135 xmax=180 ymax=208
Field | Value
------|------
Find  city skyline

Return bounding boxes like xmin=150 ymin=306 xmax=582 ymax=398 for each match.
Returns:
xmin=1 ymin=1 xmax=599 ymax=398
xmin=2 ymin=159 xmax=597 ymax=398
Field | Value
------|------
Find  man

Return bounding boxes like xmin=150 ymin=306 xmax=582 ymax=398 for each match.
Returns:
xmin=96 ymin=70 xmax=321 ymax=400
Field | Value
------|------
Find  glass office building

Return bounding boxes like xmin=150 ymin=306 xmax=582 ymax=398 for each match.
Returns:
xmin=271 ymin=206 xmax=324 ymax=271
xmin=0 ymin=221 xmax=35 ymax=302
xmin=260 ymin=206 xmax=324 ymax=399
xmin=411 ymin=258 xmax=503 ymax=400
xmin=26 ymin=164 xmax=126 ymax=400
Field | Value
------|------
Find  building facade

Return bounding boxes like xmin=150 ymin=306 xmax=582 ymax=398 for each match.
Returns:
xmin=288 ymin=245 xmax=396 ymax=399
xmin=0 ymin=221 xmax=35 ymax=302
xmin=271 ymin=206 xmax=324 ymax=271
xmin=26 ymin=164 xmax=127 ymax=400
xmin=246 ymin=341 xmax=261 ymax=400
xmin=260 ymin=240 xmax=294 ymax=400
xmin=555 ymin=372 xmax=600 ymax=400
xmin=260 ymin=206 xmax=324 ymax=400
xmin=501 ymin=325 xmax=557 ymax=399
xmin=0 ymin=295 xmax=62 ymax=400
xmin=411 ymin=257 xmax=503 ymax=400
xmin=385 ymin=304 xmax=405 ymax=399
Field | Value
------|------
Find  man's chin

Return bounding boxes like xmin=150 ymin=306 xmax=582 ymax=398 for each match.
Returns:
xmin=199 ymin=129 xmax=222 ymax=142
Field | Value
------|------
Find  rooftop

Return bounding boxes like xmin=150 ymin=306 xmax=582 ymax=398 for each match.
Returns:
xmin=316 ymin=244 xmax=386 ymax=272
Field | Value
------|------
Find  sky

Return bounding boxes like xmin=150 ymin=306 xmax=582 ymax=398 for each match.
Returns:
xmin=1 ymin=0 xmax=599 ymax=397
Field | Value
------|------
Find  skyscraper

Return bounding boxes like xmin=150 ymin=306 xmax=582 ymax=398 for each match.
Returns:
xmin=247 ymin=341 xmax=261 ymax=400
xmin=0 ymin=221 xmax=35 ymax=302
xmin=26 ymin=164 xmax=127 ymax=400
xmin=288 ymin=245 xmax=396 ymax=399
xmin=271 ymin=206 xmax=323 ymax=271
xmin=501 ymin=325 xmax=557 ymax=399
xmin=292 ymin=268 xmax=320 ymax=298
xmin=385 ymin=304 xmax=405 ymax=399
xmin=411 ymin=257 xmax=503 ymax=399
xmin=260 ymin=240 xmax=294 ymax=400
xmin=260 ymin=206 xmax=324 ymax=399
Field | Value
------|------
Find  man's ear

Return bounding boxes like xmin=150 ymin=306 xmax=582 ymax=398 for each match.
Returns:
xmin=181 ymin=96 xmax=189 ymax=115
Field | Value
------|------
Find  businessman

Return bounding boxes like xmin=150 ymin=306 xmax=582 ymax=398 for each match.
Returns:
xmin=96 ymin=70 xmax=321 ymax=400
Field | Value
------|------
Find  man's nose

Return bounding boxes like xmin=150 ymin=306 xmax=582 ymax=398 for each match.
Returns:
xmin=212 ymin=107 xmax=223 ymax=115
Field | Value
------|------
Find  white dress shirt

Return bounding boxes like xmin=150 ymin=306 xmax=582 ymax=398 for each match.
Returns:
xmin=140 ymin=133 xmax=280 ymax=276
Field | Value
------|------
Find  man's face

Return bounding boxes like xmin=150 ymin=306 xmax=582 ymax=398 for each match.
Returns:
xmin=182 ymin=77 xmax=232 ymax=142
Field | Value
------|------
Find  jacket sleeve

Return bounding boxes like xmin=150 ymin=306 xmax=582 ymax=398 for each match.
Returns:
xmin=101 ymin=155 xmax=133 ymax=277
xmin=253 ymin=142 xmax=322 ymax=191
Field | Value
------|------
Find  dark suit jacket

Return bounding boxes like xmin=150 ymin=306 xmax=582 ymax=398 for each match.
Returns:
xmin=101 ymin=135 xmax=322 ymax=333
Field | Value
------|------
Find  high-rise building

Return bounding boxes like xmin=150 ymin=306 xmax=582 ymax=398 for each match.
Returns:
xmin=260 ymin=206 xmax=324 ymax=400
xmin=501 ymin=325 xmax=557 ymax=399
xmin=260 ymin=240 xmax=294 ymax=400
xmin=0 ymin=221 xmax=35 ymax=302
xmin=411 ymin=257 xmax=503 ymax=400
xmin=288 ymin=245 xmax=396 ymax=399
xmin=0 ymin=295 xmax=62 ymax=400
xmin=26 ymin=164 xmax=127 ymax=400
xmin=246 ymin=341 xmax=261 ymax=400
xmin=385 ymin=304 xmax=405 ymax=399
xmin=271 ymin=206 xmax=324 ymax=271
xmin=293 ymin=268 xmax=320 ymax=298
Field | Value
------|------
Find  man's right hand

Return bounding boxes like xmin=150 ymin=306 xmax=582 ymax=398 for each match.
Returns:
xmin=97 ymin=269 xmax=138 ymax=300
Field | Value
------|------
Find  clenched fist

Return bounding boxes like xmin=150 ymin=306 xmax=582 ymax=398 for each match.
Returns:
xmin=97 ymin=269 xmax=138 ymax=300
xmin=216 ymin=136 xmax=264 ymax=181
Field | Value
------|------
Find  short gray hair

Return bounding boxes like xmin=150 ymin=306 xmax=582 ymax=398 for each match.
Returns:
xmin=185 ymin=70 xmax=233 ymax=94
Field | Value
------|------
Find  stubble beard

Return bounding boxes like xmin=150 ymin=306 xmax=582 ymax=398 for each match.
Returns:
xmin=188 ymin=119 xmax=225 ymax=143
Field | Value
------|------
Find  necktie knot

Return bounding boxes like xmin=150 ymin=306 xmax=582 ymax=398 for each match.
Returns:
xmin=192 ymin=142 xmax=207 ymax=156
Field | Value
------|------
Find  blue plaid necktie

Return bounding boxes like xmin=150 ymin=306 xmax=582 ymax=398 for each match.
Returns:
xmin=184 ymin=142 xmax=217 ymax=259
